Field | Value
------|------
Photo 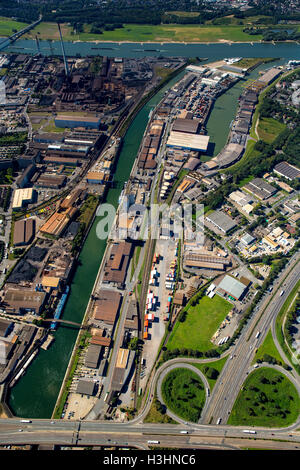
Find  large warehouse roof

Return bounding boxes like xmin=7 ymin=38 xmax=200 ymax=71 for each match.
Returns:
xmin=167 ymin=131 xmax=210 ymax=152
xmin=217 ymin=275 xmax=248 ymax=300
xmin=172 ymin=118 xmax=200 ymax=134
xmin=206 ymin=210 xmax=237 ymax=234
xmin=12 ymin=188 xmax=34 ymax=210
xmin=274 ymin=161 xmax=300 ymax=181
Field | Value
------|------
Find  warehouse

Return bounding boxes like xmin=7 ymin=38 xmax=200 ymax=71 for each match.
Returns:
xmin=103 ymin=241 xmax=133 ymax=288
xmin=90 ymin=334 xmax=111 ymax=347
xmin=206 ymin=210 xmax=237 ymax=234
xmin=92 ymin=290 xmax=122 ymax=327
xmin=216 ymin=275 xmax=249 ymax=301
xmin=60 ymin=189 xmax=84 ymax=210
xmin=172 ymin=118 xmax=200 ymax=134
xmin=13 ymin=218 xmax=35 ymax=246
xmin=43 ymin=155 xmax=79 ymax=167
xmin=40 ymin=209 xmax=76 ymax=238
xmin=0 ymin=319 xmax=14 ymax=337
xmin=2 ymin=288 xmax=47 ymax=315
xmin=229 ymin=190 xmax=253 ymax=207
xmin=12 ymin=188 xmax=35 ymax=210
xmin=243 ymin=178 xmax=277 ymax=200
xmin=84 ymin=344 xmax=102 ymax=369
xmin=257 ymin=68 xmax=281 ymax=86
xmin=273 ymin=161 xmax=300 ymax=181
xmin=76 ymin=379 xmax=96 ymax=396
xmin=35 ymin=174 xmax=66 ymax=189
xmin=54 ymin=115 xmax=101 ymax=130
xmin=86 ymin=170 xmax=110 ymax=184
xmin=184 ymin=253 xmax=231 ymax=271
xmin=167 ymin=131 xmax=210 ymax=152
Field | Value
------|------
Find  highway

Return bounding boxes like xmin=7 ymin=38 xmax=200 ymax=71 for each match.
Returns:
xmin=1 ymin=417 xmax=300 ymax=450
xmin=201 ymin=253 xmax=300 ymax=425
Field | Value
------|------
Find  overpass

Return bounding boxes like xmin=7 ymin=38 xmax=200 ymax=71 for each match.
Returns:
xmin=0 ymin=14 xmax=42 ymax=51
xmin=42 ymin=318 xmax=87 ymax=329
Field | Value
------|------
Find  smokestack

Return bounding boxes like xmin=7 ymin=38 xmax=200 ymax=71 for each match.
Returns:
xmin=57 ymin=23 xmax=70 ymax=77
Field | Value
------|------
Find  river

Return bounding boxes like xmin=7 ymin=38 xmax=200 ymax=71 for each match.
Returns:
xmin=2 ymin=38 xmax=300 ymax=61
xmin=6 ymin=47 xmax=297 ymax=418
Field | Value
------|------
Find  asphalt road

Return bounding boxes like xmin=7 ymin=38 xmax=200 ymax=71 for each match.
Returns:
xmin=1 ymin=417 xmax=300 ymax=449
xmin=201 ymin=254 xmax=300 ymax=425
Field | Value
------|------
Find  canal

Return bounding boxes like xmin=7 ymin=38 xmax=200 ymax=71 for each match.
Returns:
xmin=7 ymin=55 xmax=288 ymax=418
xmin=8 ymin=69 xmax=188 ymax=418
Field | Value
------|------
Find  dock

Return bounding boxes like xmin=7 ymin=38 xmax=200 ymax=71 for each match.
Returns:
xmin=41 ymin=334 xmax=55 ymax=350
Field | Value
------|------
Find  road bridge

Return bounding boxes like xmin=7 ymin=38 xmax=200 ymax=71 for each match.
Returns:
xmin=0 ymin=15 xmax=42 ymax=51
xmin=42 ymin=318 xmax=87 ymax=329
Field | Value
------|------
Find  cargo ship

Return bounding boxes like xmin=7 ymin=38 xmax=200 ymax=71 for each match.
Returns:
xmin=50 ymin=285 xmax=70 ymax=330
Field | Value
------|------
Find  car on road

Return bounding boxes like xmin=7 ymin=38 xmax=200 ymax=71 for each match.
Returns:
xmin=18 ymin=429 xmax=23 ymax=432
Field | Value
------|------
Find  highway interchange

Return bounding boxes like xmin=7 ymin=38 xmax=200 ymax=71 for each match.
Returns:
xmin=0 ymin=253 xmax=300 ymax=450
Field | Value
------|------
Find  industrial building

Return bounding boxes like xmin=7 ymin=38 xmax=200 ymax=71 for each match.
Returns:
xmin=92 ymin=289 xmax=122 ymax=327
xmin=273 ymin=161 xmax=300 ymax=181
xmin=184 ymin=253 xmax=231 ymax=271
xmin=243 ymin=178 xmax=277 ymax=200
xmin=54 ymin=115 xmax=101 ymax=130
xmin=257 ymin=68 xmax=282 ymax=86
xmin=12 ymin=188 xmax=35 ymax=210
xmin=172 ymin=118 xmax=200 ymax=134
xmin=216 ymin=275 xmax=250 ymax=301
xmin=85 ymin=343 xmax=102 ymax=369
xmin=102 ymin=241 xmax=133 ymax=288
xmin=86 ymin=170 xmax=110 ymax=184
xmin=34 ymin=174 xmax=66 ymax=189
xmin=206 ymin=210 xmax=237 ymax=234
xmin=167 ymin=131 xmax=210 ymax=152
xmin=1 ymin=288 xmax=47 ymax=315
xmin=13 ymin=218 xmax=35 ymax=246
xmin=76 ymin=379 xmax=96 ymax=396
xmin=40 ymin=207 xmax=77 ymax=238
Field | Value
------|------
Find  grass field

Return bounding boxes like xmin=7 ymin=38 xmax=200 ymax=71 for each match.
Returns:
xmin=167 ymin=295 xmax=233 ymax=352
xmin=161 ymin=368 xmax=206 ymax=422
xmin=0 ymin=17 xmax=28 ymax=37
xmin=144 ymin=397 xmax=178 ymax=424
xmin=275 ymin=279 xmax=300 ymax=374
xmin=257 ymin=117 xmax=286 ymax=144
xmin=23 ymin=22 xmax=266 ymax=43
xmin=193 ymin=356 xmax=228 ymax=390
xmin=228 ymin=367 xmax=300 ymax=427
xmin=253 ymin=329 xmax=284 ymax=365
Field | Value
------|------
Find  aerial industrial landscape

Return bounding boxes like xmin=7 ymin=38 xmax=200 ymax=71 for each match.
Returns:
xmin=0 ymin=0 xmax=299 ymax=457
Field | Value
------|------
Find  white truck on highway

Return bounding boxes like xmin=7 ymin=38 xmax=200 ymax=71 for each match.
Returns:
xmin=280 ymin=290 xmax=284 ymax=296
xmin=243 ymin=430 xmax=256 ymax=434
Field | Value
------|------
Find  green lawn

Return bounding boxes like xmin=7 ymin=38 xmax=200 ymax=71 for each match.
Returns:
xmin=228 ymin=367 xmax=300 ymax=427
xmin=25 ymin=22 xmax=265 ymax=43
xmin=253 ymin=329 xmax=284 ymax=365
xmin=144 ymin=397 xmax=178 ymax=424
xmin=167 ymin=295 xmax=233 ymax=352
xmin=257 ymin=117 xmax=286 ymax=144
xmin=161 ymin=368 xmax=206 ymax=422
xmin=275 ymin=278 xmax=300 ymax=374
xmin=193 ymin=355 xmax=228 ymax=390
xmin=0 ymin=17 xmax=28 ymax=36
